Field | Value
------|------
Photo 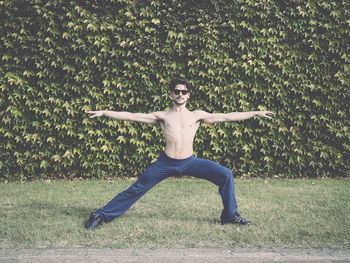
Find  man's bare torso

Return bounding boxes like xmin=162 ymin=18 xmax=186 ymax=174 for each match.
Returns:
xmin=153 ymin=110 xmax=205 ymax=159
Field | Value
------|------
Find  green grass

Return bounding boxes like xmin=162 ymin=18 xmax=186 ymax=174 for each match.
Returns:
xmin=1 ymin=178 xmax=349 ymax=249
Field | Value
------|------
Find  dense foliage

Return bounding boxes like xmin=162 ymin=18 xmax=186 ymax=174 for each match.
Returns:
xmin=1 ymin=0 xmax=349 ymax=180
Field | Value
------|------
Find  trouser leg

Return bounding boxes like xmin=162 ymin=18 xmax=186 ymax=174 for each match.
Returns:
xmin=96 ymin=158 xmax=171 ymax=222
xmin=184 ymin=158 xmax=238 ymax=222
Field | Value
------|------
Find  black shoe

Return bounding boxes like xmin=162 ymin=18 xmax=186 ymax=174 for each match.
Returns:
xmin=85 ymin=212 xmax=103 ymax=230
xmin=221 ymin=212 xmax=252 ymax=226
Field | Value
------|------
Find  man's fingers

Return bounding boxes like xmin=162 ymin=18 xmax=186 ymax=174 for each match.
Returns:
xmin=85 ymin=111 xmax=99 ymax=118
xmin=85 ymin=111 xmax=98 ymax=118
xmin=260 ymin=111 xmax=275 ymax=119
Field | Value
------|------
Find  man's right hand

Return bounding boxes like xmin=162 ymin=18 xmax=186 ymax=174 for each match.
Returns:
xmin=85 ymin=110 xmax=104 ymax=118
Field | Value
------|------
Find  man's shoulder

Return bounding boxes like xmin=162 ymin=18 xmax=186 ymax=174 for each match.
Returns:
xmin=193 ymin=110 xmax=208 ymax=114
xmin=149 ymin=111 xmax=167 ymax=119
xmin=151 ymin=111 xmax=166 ymax=114
xmin=191 ymin=110 xmax=211 ymax=122
xmin=193 ymin=110 xmax=210 ymax=117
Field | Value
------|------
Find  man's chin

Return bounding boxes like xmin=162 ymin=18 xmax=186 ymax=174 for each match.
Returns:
xmin=174 ymin=100 xmax=186 ymax=106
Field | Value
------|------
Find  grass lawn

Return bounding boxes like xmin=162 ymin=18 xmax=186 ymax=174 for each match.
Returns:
xmin=0 ymin=178 xmax=349 ymax=249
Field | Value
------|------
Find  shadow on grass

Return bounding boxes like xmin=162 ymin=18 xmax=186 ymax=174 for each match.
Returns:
xmin=10 ymin=199 xmax=221 ymax=227
xmin=9 ymin=202 xmax=97 ymax=220
xmin=116 ymin=209 xmax=221 ymax=225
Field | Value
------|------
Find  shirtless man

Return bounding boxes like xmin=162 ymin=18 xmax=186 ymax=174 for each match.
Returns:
xmin=85 ymin=77 xmax=275 ymax=230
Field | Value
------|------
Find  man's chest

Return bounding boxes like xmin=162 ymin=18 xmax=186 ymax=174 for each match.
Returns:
xmin=160 ymin=112 xmax=201 ymax=132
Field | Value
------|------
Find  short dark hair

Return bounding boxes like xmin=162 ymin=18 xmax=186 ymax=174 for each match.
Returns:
xmin=170 ymin=77 xmax=191 ymax=91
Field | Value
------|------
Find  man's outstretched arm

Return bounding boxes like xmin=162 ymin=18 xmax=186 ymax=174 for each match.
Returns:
xmin=85 ymin=110 xmax=159 ymax=124
xmin=199 ymin=110 xmax=275 ymax=124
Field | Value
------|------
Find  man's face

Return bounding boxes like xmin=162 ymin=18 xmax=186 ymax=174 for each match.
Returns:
xmin=171 ymin=84 xmax=190 ymax=105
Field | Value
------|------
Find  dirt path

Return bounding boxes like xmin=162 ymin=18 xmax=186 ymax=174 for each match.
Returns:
xmin=1 ymin=248 xmax=350 ymax=262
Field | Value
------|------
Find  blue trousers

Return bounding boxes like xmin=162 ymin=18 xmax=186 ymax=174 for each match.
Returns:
xmin=96 ymin=152 xmax=238 ymax=223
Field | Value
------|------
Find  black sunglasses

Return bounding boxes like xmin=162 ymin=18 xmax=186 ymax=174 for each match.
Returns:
xmin=173 ymin=89 xmax=189 ymax=95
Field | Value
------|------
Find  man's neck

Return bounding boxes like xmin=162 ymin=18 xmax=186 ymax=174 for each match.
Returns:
xmin=171 ymin=104 xmax=189 ymax=112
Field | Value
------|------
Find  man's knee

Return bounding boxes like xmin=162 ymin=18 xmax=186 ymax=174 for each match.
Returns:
xmin=219 ymin=167 xmax=233 ymax=181
xmin=124 ymin=181 xmax=150 ymax=196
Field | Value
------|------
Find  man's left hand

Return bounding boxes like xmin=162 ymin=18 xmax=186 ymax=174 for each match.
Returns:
xmin=257 ymin=111 xmax=275 ymax=119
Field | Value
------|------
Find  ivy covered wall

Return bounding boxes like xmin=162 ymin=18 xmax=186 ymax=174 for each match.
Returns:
xmin=1 ymin=0 xmax=349 ymax=180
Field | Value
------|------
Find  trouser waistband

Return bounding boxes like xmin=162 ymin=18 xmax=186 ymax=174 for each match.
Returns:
xmin=159 ymin=152 xmax=195 ymax=164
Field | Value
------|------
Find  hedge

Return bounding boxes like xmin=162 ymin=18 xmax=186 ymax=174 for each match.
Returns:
xmin=1 ymin=0 xmax=349 ymax=180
